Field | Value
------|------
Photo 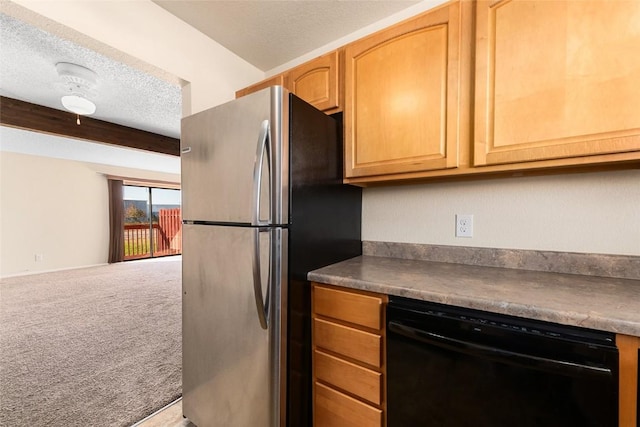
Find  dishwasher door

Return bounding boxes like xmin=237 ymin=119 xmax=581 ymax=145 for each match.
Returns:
xmin=386 ymin=296 xmax=619 ymax=427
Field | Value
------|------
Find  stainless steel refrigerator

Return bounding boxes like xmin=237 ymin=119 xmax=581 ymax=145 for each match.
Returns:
xmin=180 ymin=86 xmax=361 ymax=427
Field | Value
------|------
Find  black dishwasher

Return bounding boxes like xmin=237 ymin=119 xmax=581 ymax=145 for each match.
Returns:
xmin=387 ymin=296 xmax=619 ymax=427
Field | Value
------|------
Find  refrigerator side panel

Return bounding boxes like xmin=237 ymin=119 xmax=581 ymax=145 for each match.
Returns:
xmin=182 ymin=224 xmax=272 ymax=427
xmin=181 ymin=89 xmax=272 ymax=224
xmin=287 ymin=96 xmax=362 ymax=427
xmin=289 ymin=98 xmax=362 ymax=279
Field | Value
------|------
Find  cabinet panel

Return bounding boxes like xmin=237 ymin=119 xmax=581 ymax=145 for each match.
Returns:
xmin=287 ymin=51 xmax=340 ymax=112
xmin=314 ymin=318 xmax=382 ymax=368
xmin=315 ymin=350 xmax=382 ymax=405
xmin=475 ymin=0 xmax=640 ymax=166
xmin=235 ymin=74 xmax=285 ymax=98
xmin=345 ymin=2 xmax=461 ymax=178
xmin=314 ymin=382 xmax=382 ymax=427
xmin=314 ymin=284 xmax=382 ymax=329
xmin=617 ymin=334 xmax=639 ymax=427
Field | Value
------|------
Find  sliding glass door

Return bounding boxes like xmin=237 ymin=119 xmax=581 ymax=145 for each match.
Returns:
xmin=151 ymin=188 xmax=182 ymax=257
xmin=123 ymin=185 xmax=181 ymax=260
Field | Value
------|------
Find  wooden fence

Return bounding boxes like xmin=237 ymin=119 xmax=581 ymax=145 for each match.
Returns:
xmin=124 ymin=208 xmax=182 ymax=260
xmin=158 ymin=208 xmax=182 ymax=254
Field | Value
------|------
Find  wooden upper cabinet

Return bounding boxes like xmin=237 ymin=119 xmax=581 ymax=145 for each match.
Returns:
xmin=344 ymin=1 xmax=463 ymax=179
xmin=474 ymin=0 xmax=640 ymax=167
xmin=286 ymin=51 xmax=341 ymax=113
xmin=235 ymin=74 xmax=286 ymax=98
xmin=237 ymin=51 xmax=341 ymax=112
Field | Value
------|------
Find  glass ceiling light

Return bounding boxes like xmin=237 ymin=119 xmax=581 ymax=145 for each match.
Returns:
xmin=56 ymin=62 xmax=98 ymax=124
xmin=61 ymin=95 xmax=96 ymax=115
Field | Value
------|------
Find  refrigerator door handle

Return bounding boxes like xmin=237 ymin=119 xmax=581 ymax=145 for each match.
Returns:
xmin=252 ymin=120 xmax=271 ymax=227
xmin=251 ymin=227 xmax=270 ymax=330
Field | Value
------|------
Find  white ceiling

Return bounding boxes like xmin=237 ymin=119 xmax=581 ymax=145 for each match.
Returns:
xmin=0 ymin=1 xmax=422 ymax=170
xmin=153 ymin=1 xmax=421 ymax=71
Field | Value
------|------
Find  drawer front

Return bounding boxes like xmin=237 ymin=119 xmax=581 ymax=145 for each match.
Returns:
xmin=315 ymin=350 xmax=382 ymax=405
xmin=314 ymin=285 xmax=382 ymax=329
xmin=314 ymin=318 xmax=381 ymax=368
xmin=314 ymin=382 xmax=382 ymax=427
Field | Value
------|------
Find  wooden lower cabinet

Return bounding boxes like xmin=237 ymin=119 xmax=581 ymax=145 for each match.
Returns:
xmin=312 ymin=283 xmax=387 ymax=426
xmin=617 ymin=334 xmax=640 ymax=427
xmin=314 ymin=382 xmax=382 ymax=427
xmin=314 ymin=285 xmax=382 ymax=330
xmin=314 ymin=318 xmax=382 ymax=368
xmin=315 ymin=350 xmax=382 ymax=406
xmin=311 ymin=283 xmax=638 ymax=426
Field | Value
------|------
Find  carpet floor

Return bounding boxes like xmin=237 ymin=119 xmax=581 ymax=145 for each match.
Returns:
xmin=0 ymin=257 xmax=182 ymax=426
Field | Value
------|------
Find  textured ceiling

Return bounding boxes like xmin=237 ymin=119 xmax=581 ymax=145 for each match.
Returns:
xmin=153 ymin=0 xmax=421 ymax=71
xmin=0 ymin=12 xmax=182 ymax=139
xmin=1 ymin=1 xmax=422 ymax=170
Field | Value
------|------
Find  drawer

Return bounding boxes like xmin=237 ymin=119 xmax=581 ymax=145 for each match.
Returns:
xmin=314 ymin=382 xmax=382 ymax=427
xmin=314 ymin=318 xmax=381 ymax=368
xmin=315 ymin=350 xmax=382 ymax=405
xmin=314 ymin=285 xmax=383 ymax=330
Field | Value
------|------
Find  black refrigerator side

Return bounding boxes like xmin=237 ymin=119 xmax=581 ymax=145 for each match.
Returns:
xmin=287 ymin=93 xmax=362 ymax=427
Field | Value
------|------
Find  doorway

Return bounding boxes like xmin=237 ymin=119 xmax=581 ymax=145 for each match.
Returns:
xmin=123 ymin=185 xmax=182 ymax=260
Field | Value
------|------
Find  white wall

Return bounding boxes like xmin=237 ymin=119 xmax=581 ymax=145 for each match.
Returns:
xmin=0 ymin=151 xmax=181 ymax=277
xmin=363 ymin=170 xmax=640 ymax=256
xmin=0 ymin=151 xmax=108 ymax=276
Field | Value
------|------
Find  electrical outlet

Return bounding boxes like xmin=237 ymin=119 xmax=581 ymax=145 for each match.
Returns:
xmin=456 ymin=214 xmax=473 ymax=238
xmin=34 ymin=253 xmax=44 ymax=262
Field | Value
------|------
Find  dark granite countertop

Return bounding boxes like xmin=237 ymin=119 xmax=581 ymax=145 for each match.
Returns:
xmin=308 ymin=255 xmax=640 ymax=336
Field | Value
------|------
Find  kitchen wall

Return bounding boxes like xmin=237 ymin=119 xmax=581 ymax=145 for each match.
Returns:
xmin=363 ymin=170 xmax=640 ymax=256
xmin=0 ymin=150 xmax=180 ymax=277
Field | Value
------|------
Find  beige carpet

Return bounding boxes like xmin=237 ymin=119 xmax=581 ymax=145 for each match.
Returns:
xmin=0 ymin=257 xmax=182 ymax=426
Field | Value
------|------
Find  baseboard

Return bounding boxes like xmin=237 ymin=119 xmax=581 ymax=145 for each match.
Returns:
xmin=130 ymin=397 xmax=183 ymax=427
xmin=0 ymin=263 xmax=109 ymax=279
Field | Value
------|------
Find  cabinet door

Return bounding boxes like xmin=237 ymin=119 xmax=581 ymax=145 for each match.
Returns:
xmin=617 ymin=334 xmax=639 ymax=427
xmin=235 ymin=74 xmax=285 ymax=98
xmin=314 ymin=285 xmax=382 ymax=329
xmin=287 ymin=51 xmax=341 ymax=112
xmin=314 ymin=382 xmax=382 ymax=427
xmin=314 ymin=318 xmax=382 ymax=368
xmin=344 ymin=2 xmax=462 ymax=178
xmin=474 ymin=0 xmax=640 ymax=166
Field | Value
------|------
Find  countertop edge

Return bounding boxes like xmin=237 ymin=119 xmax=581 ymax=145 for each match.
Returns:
xmin=308 ymin=258 xmax=640 ymax=337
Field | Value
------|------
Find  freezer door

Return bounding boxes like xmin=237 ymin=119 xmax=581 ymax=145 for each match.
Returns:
xmin=181 ymin=87 xmax=289 ymax=225
xmin=182 ymin=224 xmax=286 ymax=427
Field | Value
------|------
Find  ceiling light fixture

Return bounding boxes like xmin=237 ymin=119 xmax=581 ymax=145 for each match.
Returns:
xmin=56 ymin=62 xmax=98 ymax=124
xmin=61 ymin=94 xmax=96 ymax=115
